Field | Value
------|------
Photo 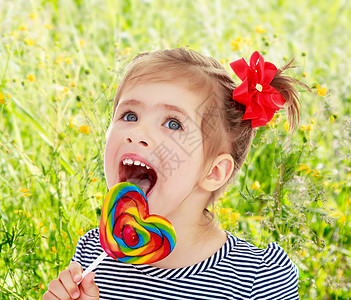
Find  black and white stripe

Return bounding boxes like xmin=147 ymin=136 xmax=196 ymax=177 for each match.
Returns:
xmin=71 ymin=228 xmax=299 ymax=299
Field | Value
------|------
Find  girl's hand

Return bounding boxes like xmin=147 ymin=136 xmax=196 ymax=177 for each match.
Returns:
xmin=42 ymin=261 xmax=99 ymax=300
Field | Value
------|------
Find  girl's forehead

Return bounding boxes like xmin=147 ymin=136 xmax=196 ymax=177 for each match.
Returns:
xmin=118 ymin=80 xmax=210 ymax=124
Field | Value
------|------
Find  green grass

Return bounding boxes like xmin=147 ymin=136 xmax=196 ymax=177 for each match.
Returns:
xmin=0 ymin=0 xmax=350 ymax=299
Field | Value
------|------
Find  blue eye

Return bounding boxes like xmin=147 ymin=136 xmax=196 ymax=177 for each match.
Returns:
xmin=123 ymin=112 xmax=137 ymax=122
xmin=119 ymin=110 xmax=183 ymax=130
xmin=164 ymin=119 xmax=182 ymax=130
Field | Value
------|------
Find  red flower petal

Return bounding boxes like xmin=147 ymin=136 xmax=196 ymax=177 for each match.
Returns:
xmin=230 ymin=58 xmax=249 ymax=81
xmin=229 ymin=51 xmax=286 ymax=128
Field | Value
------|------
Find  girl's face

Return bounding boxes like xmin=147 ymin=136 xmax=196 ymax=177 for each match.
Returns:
xmin=104 ymin=80 xmax=208 ymax=217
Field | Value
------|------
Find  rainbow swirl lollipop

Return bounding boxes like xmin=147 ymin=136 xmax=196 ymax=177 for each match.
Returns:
xmin=99 ymin=182 xmax=177 ymax=264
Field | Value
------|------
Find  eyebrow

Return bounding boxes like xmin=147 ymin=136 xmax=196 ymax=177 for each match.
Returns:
xmin=118 ymin=99 xmax=190 ymax=119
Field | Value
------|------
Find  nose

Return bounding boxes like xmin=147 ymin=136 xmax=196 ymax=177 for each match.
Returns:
xmin=124 ymin=127 xmax=154 ymax=148
xmin=125 ymin=137 xmax=148 ymax=147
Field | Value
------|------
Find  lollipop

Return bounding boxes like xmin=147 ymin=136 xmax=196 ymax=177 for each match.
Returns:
xmin=79 ymin=182 xmax=176 ymax=282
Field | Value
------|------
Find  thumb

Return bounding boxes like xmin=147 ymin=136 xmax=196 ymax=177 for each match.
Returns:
xmin=79 ymin=272 xmax=99 ymax=299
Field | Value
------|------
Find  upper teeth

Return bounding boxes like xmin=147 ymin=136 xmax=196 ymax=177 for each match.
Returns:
xmin=122 ymin=158 xmax=151 ymax=169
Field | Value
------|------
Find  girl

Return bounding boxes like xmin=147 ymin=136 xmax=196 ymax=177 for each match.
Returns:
xmin=44 ymin=48 xmax=303 ymax=300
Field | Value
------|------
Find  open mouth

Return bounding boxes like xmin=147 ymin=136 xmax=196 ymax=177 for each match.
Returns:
xmin=118 ymin=160 xmax=157 ymax=197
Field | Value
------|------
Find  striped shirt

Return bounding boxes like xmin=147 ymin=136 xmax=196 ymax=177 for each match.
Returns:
xmin=71 ymin=228 xmax=299 ymax=299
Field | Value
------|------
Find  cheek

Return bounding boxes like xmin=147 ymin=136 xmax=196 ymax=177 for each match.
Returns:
xmin=104 ymin=135 xmax=120 ymax=180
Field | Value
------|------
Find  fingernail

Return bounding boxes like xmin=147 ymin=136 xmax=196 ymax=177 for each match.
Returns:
xmin=74 ymin=275 xmax=80 ymax=282
xmin=73 ymin=292 xmax=79 ymax=299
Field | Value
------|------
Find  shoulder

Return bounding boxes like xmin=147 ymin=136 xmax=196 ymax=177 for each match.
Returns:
xmin=70 ymin=227 xmax=101 ymax=266
xmin=76 ymin=227 xmax=100 ymax=248
xmin=263 ymin=242 xmax=298 ymax=272
xmin=250 ymin=241 xmax=299 ymax=300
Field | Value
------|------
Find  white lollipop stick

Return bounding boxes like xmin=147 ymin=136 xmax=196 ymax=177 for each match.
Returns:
xmin=78 ymin=251 xmax=108 ymax=285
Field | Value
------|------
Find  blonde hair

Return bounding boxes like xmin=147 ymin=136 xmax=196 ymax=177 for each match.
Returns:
xmin=111 ymin=48 xmax=307 ymax=211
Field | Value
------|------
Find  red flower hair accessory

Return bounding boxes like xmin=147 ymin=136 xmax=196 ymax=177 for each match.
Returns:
xmin=230 ymin=51 xmax=286 ymax=128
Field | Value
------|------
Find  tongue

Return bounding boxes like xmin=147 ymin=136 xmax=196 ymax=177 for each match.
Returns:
xmin=126 ymin=176 xmax=152 ymax=196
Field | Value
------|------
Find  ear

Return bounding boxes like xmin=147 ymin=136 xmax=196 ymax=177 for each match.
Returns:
xmin=199 ymin=154 xmax=234 ymax=192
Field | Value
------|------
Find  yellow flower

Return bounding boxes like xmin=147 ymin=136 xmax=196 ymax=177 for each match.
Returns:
xmin=79 ymin=40 xmax=85 ymax=47
xmin=88 ymin=172 xmax=93 ymax=175
xmin=65 ymin=57 xmax=71 ymax=64
xmin=78 ymin=228 xmax=85 ymax=236
xmin=331 ymin=183 xmax=338 ymax=189
xmin=66 ymin=245 xmax=71 ymax=249
xmin=312 ymin=170 xmax=322 ymax=177
xmin=42 ymin=227 xmax=48 ymax=233
xmin=94 ymin=192 xmax=103 ymax=199
xmin=297 ymin=163 xmax=309 ymax=172
xmin=71 ymin=82 xmax=77 ymax=87
xmin=24 ymin=38 xmax=35 ymax=46
xmin=29 ymin=13 xmax=36 ymax=20
xmin=231 ymin=37 xmax=244 ymax=51
xmin=267 ymin=113 xmax=281 ymax=128
xmin=302 ymin=72 xmax=307 ymax=77
xmin=52 ymin=224 xmax=56 ymax=230
xmin=50 ymin=246 xmax=58 ymax=254
xmin=27 ymin=74 xmax=36 ymax=82
xmin=305 ymin=170 xmax=314 ymax=175
xmin=55 ymin=56 xmax=65 ymax=64
xmin=113 ymin=84 xmax=118 ymax=90
xmin=79 ymin=125 xmax=91 ymax=134
xmin=62 ymin=87 xmax=70 ymax=94
xmin=231 ymin=212 xmax=240 ymax=221
xmin=91 ymin=178 xmax=98 ymax=183
xmin=337 ymin=214 xmax=346 ymax=224
xmin=251 ymin=181 xmax=260 ymax=190
xmin=39 ymin=61 xmax=46 ymax=69
xmin=6 ymin=93 xmax=12 ymax=98
xmin=26 ymin=212 xmax=31 ymax=217
xmin=255 ymin=25 xmax=266 ymax=34
xmin=77 ymin=154 xmax=83 ymax=162
xmin=38 ymin=222 xmax=44 ymax=228
xmin=330 ymin=115 xmax=335 ymax=124
xmin=39 ymin=283 xmax=45 ymax=289
xmin=124 ymin=47 xmax=132 ymax=55
xmin=69 ymin=116 xmax=78 ymax=128
xmin=284 ymin=121 xmax=289 ymax=132
xmin=306 ymin=125 xmax=313 ymax=131
xmin=19 ymin=24 xmax=28 ymax=31
xmin=310 ymin=118 xmax=316 ymax=125
xmin=0 ymin=92 xmax=5 ymax=105
xmin=43 ymin=24 xmax=53 ymax=30
xmin=22 ymin=193 xmax=31 ymax=197
xmin=317 ymin=85 xmax=327 ymax=96
xmin=220 ymin=208 xmax=232 ymax=215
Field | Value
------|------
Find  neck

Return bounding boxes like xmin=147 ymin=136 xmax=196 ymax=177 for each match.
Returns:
xmin=149 ymin=183 xmax=227 ymax=269
xmin=150 ymin=211 xmax=226 ymax=269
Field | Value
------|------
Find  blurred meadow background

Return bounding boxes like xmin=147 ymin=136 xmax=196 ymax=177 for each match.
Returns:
xmin=0 ymin=0 xmax=350 ymax=299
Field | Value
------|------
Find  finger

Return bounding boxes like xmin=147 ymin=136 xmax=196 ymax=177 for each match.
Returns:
xmin=68 ymin=261 xmax=83 ymax=283
xmin=58 ymin=269 xmax=80 ymax=299
xmin=42 ymin=291 xmax=60 ymax=300
xmin=80 ymin=272 xmax=99 ymax=298
xmin=47 ymin=279 xmax=71 ymax=300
